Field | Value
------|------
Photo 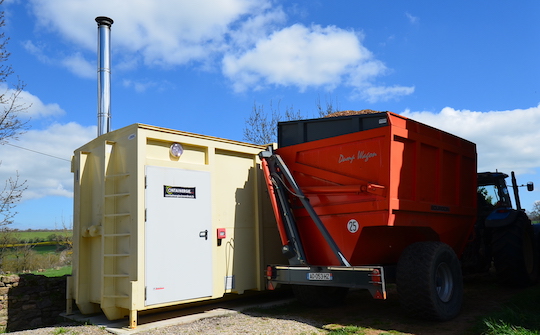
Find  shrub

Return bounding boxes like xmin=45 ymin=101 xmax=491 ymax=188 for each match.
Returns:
xmin=1 ymin=247 xmax=72 ymax=274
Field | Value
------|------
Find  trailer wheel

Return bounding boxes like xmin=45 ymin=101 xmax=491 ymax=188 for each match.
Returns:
xmin=396 ymin=241 xmax=463 ymax=321
xmin=492 ymin=213 xmax=539 ymax=287
xmin=291 ymin=285 xmax=349 ymax=308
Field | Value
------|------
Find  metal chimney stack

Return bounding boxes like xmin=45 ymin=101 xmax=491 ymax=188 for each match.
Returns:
xmin=96 ymin=16 xmax=114 ymax=136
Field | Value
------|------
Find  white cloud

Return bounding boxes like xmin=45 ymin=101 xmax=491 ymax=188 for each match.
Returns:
xmin=22 ymin=40 xmax=49 ymax=63
xmin=0 ymin=122 xmax=96 ymax=201
xmin=401 ymin=105 xmax=540 ymax=174
xmin=228 ymin=7 xmax=287 ymax=50
xmin=359 ymin=85 xmax=416 ymax=103
xmin=405 ymin=12 xmax=419 ymax=24
xmin=61 ymin=52 xmax=94 ymax=79
xmin=223 ymin=24 xmax=365 ymax=91
xmin=223 ymin=23 xmax=414 ymax=100
xmin=0 ymin=84 xmax=65 ymax=118
xmin=23 ymin=40 xmax=94 ymax=79
xmin=122 ymin=79 xmax=158 ymax=93
xmin=25 ymin=0 xmax=413 ymax=100
xmin=28 ymin=0 xmax=269 ymax=65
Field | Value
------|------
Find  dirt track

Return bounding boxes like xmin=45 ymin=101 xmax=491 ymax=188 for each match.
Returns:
xmin=236 ymin=273 xmax=526 ymax=335
xmin=8 ymin=273 xmax=527 ymax=335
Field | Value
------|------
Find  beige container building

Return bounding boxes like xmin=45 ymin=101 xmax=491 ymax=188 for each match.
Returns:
xmin=68 ymin=123 xmax=284 ymax=328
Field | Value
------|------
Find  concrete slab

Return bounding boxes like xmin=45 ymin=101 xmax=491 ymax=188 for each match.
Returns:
xmin=62 ymin=292 xmax=295 ymax=334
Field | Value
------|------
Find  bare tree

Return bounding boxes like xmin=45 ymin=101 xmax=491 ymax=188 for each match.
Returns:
xmin=0 ymin=173 xmax=26 ymax=227
xmin=0 ymin=0 xmax=30 ymax=269
xmin=243 ymin=97 xmax=340 ymax=145
xmin=243 ymin=101 xmax=281 ymax=145
xmin=243 ymin=100 xmax=304 ymax=145
xmin=0 ymin=3 xmax=29 ymax=144
xmin=527 ymin=201 xmax=540 ymax=222
xmin=316 ymin=94 xmax=340 ymax=117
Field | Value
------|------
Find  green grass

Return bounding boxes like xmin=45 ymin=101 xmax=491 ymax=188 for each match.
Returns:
xmin=482 ymin=319 xmax=539 ymax=335
xmin=474 ymin=285 xmax=540 ymax=335
xmin=52 ymin=327 xmax=69 ymax=335
xmin=14 ymin=230 xmax=71 ymax=242
xmin=31 ymin=266 xmax=72 ymax=277
xmin=323 ymin=324 xmax=407 ymax=335
xmin=326 ymin=326 xmax=365 ymax=334
xmin=33 ymin=244 xmax=59 ymax=254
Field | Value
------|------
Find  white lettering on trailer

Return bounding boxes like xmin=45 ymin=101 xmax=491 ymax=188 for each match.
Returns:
xmin=339 ymin=154 xmax=355 ymax=163
xmin=338 ymin=151 xmax=378 ymax=164
xmin=357 ymin=151 xmax=377 ymax=162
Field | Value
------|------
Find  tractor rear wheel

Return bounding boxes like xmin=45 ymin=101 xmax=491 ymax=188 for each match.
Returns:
xmin=292 ymin=285 xmax=349 ymax=308
xmin=397 ymin=241 xmax=463 ymax=321
xmin=492 ymin=213 xmax=539 ymax=286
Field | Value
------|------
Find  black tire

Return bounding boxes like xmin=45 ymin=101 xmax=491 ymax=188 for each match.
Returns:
xmin=396 ymin=241 xmax=463 ymax=321
xmin=492 ymin=212 xmax=539 ymax=287
xmin=292 ymin=285 xmax=349 ymax=308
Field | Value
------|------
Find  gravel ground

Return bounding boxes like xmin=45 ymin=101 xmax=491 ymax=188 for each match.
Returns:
xmin=5 ymin=274 xmax=528 ymax=335
xmin=136 ymin=313 xmax=324 ymax=334
xmin=6 ymin=324 xmax=111 ymax=335
xmin=6 ymin=313 xmax=325 ymax=335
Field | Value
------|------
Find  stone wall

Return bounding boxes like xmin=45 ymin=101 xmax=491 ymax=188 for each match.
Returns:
xmin=0 ymin=274 xmax=67 ymax=332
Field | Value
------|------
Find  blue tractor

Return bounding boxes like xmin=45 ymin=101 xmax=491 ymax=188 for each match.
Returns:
xmin=465 ymin=171 xmax=538 ymax=286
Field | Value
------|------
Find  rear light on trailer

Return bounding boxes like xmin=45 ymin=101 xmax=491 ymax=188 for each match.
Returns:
xmin=369 ymin=269 xmax=382 ymax=284
xmin=266 ymin=266 xmax=276 ymax=280
xmin=369 ymin=269 xmax=386 ymax=299
xmin=266 ymin=266 xmax=277 ymax=290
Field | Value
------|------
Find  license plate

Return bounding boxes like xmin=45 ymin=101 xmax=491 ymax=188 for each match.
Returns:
xmin=307 ymin=272 xmax=333 ymax=281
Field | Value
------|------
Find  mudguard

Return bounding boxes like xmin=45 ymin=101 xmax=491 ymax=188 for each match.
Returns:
xmin=485 ymin=208 xmax=519 ymax=228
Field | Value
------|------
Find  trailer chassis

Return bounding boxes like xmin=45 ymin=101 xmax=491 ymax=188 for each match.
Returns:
xmin=260 ymin=147 xmax=387 ymax=300
xmin=266 ymin=264 xmax=387 ymax=299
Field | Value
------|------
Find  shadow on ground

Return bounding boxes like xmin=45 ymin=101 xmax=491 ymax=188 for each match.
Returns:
xmin=242 ymin=273 xmax=532 ymax=335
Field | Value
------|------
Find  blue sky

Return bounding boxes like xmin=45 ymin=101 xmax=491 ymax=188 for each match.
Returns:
xmin=0 ymin=0 xmax=539 ymax=229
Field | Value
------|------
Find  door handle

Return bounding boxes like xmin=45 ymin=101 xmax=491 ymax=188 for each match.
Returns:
xmin=199 ymin=230 xmax=208 ymax=240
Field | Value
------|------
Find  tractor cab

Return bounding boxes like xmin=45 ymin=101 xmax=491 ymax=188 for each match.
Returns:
xmin=477 ymin=172 xmax=512 ymax=209
xmin=477 ymin=171 xmax=534 ymax=228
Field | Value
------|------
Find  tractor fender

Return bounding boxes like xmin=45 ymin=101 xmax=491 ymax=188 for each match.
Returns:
xmin=484 ymin=208 xmax=519 ymax=228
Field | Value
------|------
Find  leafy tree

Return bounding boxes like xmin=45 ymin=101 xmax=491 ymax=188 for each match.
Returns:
xmin=0 ymin=0 xmax=30 ymax=270
xmin=478 ymin=187 xmax=494 ymax=206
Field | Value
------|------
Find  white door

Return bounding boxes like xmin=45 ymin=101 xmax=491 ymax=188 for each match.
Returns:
xmin=145 ymin=166 xmax=212 ymax=306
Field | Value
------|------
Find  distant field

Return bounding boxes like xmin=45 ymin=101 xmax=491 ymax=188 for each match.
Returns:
xmin=13 ymin=230 xmax=72 ymax=241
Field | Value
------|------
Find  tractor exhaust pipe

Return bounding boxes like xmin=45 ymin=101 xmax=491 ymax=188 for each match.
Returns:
xmin=511 ymin=171 xmax=522 ymax=211
xmin=96 ymin=16 xmax=114 ymax=136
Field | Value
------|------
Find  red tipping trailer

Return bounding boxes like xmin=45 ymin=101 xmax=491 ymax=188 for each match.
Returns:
xmin=277 ymin=112 xmax=477 ymax=264
xmin=261 ymin=111 xmax=478 ymax=320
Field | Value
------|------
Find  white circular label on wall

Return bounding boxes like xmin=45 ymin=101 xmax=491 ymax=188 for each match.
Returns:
xmin=347 ymin=219 xmax=359 ymax=233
